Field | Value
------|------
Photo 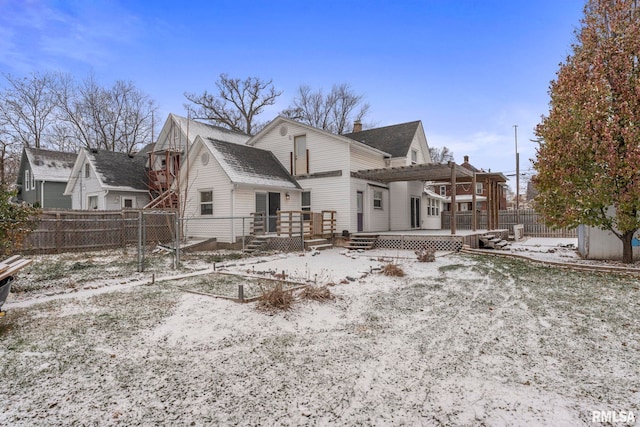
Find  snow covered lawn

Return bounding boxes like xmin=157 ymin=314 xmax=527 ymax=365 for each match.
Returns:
xmin=1 ymin=248 xmax=639 ymax=426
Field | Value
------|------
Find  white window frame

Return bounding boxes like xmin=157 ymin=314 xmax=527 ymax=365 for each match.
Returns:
xmin=24 ymin=170 xmax=30 ymax=191
xmin=301 ymin=191 xmax=311 ymax=211
xmin=122 ymin=197 xmax=134 ymax=209
xmin=30 ymin=171 xmax=35 ymax=190
xmin=84 ymin=163 xmax=90 ymax=178
xmin=411 ymin=149 xmax=418 ymax=165
xmin=200 ymin=189 xmax=213 ymax=215
xmin=301 ymin=191 xmax=311 ymax=220
xmin=476 ymin=182 xmax=484 ymax=195
xmin=439 ymin=185 xmax=446 ymax=196
xmin=373 ymin=190 xmax=383 ymax=210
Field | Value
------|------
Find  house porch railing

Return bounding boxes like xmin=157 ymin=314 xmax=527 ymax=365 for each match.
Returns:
xmin=250 ymin=210 xmax=337 ymax=238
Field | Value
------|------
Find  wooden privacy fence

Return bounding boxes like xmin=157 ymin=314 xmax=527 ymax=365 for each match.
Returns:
xmin=22 ymin=210 xmax=176 ymax=254
xmin=441 ymin=209 xmax=577 ymax=238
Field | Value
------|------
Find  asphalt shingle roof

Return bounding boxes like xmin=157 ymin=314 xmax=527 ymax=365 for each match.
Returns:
xmin=343 ymin=121 xmax=421 ymax=158
xmin=205 ymin=138 xmax=300 ymax=189
xmin=88 ymin=149 xmax=148 ymax=191
xmin=26 ymin=148 xmax=77 ymax=181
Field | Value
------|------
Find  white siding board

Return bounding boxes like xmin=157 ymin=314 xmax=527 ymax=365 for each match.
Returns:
xmin=183 ymin=144 xmax=234 ymax=242
xmin=252 ymin=122 xmax=350 ymax=176
xmin=349 ymin=146 xmax=385 ymax=171
xmin=389 ymin=182 xmax=409 ymax=230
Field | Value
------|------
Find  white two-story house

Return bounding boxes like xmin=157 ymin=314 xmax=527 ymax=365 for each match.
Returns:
xmin=177 ymin=115 xmax=441 ymax=243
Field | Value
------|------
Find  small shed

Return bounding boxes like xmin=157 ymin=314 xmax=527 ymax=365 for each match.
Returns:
xmin=578 ymin=224 xmax=640 ymax=261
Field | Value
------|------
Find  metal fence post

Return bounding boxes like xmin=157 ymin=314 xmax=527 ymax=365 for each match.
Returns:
xmin=174 ymin=211 xmax=180 ymax=269
xmin=137 ymin=211 xmax=144 ymax=272
xmin=300 ymin=216 xmax=304 ymax=253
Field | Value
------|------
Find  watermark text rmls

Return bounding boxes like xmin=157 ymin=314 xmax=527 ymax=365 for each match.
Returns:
xmin=592 ymin=410 xmax=635 ymax=424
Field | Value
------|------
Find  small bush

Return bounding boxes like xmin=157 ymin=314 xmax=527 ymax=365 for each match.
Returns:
xmin=415 ymin=248 xmax=436 ymax=262
xmin=299 ymin=285 xmax=334 ymax=302
xmin=381 ymin=263 xmax=405 ymax=277
xmin=257 ymin=282 xmax=294 ymax=312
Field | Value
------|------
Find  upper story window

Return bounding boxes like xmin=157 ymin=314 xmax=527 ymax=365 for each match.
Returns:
xmin=200 ymin=190 xmax=213 ymax=215
xmin=84 ymin=163 xmax=90 ymax=178
xmin=24 ymin=170 xmax=30 ymax=191
xmin=476 ymin=182 xmax=484 ymax=195
xmin=411 ymin=149 xmax=418 ymax=165
xmin=439 ymin=185 xmax=447 ymax=196
xmin=294 ymin=135 xmax=308 ymax=175
xmin=30 ymin=170 xmax=35 ymax=190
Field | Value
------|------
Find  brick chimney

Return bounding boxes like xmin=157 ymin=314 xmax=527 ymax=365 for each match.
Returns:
xmin=353 ymin=120 xmax=362 ymax=133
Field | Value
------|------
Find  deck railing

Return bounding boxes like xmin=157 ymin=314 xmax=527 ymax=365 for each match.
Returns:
xmin=441 ymin=209 xmax=577 ymax=237
xmin=249 ymin=210 xmax=337 ymax=238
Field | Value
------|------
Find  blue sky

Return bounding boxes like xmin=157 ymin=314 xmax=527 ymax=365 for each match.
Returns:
xmin=0 ymin=0 xmax=585 ymax=190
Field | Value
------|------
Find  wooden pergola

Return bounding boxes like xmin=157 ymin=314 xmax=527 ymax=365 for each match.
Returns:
xmin=352 ymin=162 xmax=508 ymax=234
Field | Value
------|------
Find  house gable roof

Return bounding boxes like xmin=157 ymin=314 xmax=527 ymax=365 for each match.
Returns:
xmin=247 ymin=116 xmax=390 ymax=157
xmin=23 ymin=148 xmax=77 ymax=182
xmin=88 ymin=149 xmax=149 ymax=191
xmin=343 ymin=121 xmax=422 ymax=158
xmin=203 ymin=137 xmax=300 ymax=189
xmin=155 ymin=113 xmax=250 ymax=153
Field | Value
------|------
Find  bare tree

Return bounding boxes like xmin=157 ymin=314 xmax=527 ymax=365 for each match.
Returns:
xmin=56 ymin=74 xmax=158 ymax=153
xmin=0 ymin=118 xmax=18 ymax=189
xmin=282 ymin=83 xmax=370 ymax=134
xmin=428 ymin=146 xmax=455 ymax=164
xmin=0 ymin=72 xmax=59 ymax=149
xmin=184 ymin=74 xmax=281 ymax=135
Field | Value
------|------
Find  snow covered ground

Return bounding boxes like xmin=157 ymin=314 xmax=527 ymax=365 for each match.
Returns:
xmin=1 ymin=242 xmax=639 ymax=426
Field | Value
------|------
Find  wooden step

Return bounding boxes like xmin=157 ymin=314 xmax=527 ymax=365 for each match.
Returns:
xmin=345 ymin=234 xmax=378 ymax=250
xmin=305 ymin=238 xmax=332 ymax=251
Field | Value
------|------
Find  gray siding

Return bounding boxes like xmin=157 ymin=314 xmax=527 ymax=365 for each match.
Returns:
xmin=41 ymin=181 xmax=72 ymax=209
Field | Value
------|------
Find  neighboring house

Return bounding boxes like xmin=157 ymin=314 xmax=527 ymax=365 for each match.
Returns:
xmin=64 ymin=148 xmax=150 ymax=210
xmin=147 ymin=113 xmax=250 ymax=207
xmin=180 ymin=136 xmax=301 ymax=243
xmin=437 ymin=155 xmax=507 ymax=211
xmin=245 ymin=116 xmax=435 ymax=235
xmin=16 ymin=147 xmax=77 ymax=209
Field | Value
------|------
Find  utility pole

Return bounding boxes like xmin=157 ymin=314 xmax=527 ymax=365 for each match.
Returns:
xmin=514 ymin=125 xmax=520 ymax=223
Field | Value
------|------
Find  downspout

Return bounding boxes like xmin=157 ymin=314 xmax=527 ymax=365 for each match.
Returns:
xmin=230 ymin=184 xmax=236 ymax=242
xmin=104 ymin=190 xmax=109 ymax=210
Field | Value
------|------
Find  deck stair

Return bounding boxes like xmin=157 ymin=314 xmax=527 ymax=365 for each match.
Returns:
xmin=305 ymin=238 xmax=333 ymax=251
xmin=345 ymin=234 xmax=379 ymax=250
xmin=244 ymin=235 xmax=271 ymax=253
xmin=479 ymin=233 xmax=510 ymax=250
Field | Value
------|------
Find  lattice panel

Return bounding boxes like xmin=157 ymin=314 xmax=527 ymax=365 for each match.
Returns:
xmin=265 ymin=236 xmax=303 ymax=252
xmin=374 ymin=237 xmax=463 ymax=252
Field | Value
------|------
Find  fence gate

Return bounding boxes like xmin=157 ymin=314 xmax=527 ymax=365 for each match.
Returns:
xmin=137 ymin=210 xmax=179 ymax=272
